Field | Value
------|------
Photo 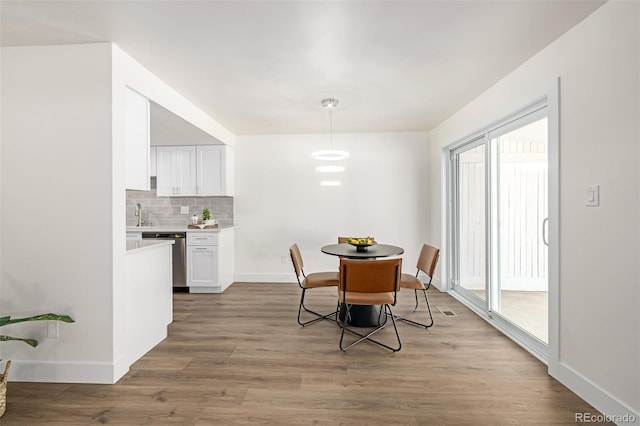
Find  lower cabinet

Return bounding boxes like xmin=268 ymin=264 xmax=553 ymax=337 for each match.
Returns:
xmin=186 ymin=229 xmax=234 ymax=293
xmin=187 ymin=245 xmax=218 ymax=287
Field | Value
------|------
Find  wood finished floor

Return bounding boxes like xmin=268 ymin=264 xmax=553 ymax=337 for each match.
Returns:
xmin=3 ymin=283 xmax=610 ymax=425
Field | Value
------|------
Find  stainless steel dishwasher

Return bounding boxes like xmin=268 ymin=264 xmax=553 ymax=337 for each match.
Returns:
xmin=142 ymin=232 xmax=187 ymax=288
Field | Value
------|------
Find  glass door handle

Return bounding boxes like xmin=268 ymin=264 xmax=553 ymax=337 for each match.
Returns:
xmin=542 ymin=217 xmax=549 ymax=246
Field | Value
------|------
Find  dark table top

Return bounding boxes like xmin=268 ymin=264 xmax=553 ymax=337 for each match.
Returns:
xmin=321 ymin=243 xmax=404 ymax=259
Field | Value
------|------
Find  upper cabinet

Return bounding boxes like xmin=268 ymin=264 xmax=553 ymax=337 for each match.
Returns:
xmin=125 ymin=88 xmax=151 ymax=190
xmin=150 ymin=146 xmax=157 ymax=177
xmin=156 ymin=146 xmax=197 ymax=196
xmin=197 ymin=145 xmax=225 ymax=196
xmin=156 ymin=145 xmax=233 ymax=196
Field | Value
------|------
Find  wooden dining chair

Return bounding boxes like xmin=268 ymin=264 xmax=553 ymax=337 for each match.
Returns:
xmin=290 ymin=243 xmax=340 ymax=326
xmin=396 ymin=243 xmax=440 ymax=328
xmin=338 ymin=257 xmax=403 ymax=352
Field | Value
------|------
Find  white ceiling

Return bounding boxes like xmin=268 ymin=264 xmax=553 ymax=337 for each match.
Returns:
xmin=1 ymin=0 xmax=604 ymax=136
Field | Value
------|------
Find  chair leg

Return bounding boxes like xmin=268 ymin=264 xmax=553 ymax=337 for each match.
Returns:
xmin=412 ymin=289 xmax=420 ymax=312
xmin=338 ymin=304 xmax=352 ymax=350
xmin=395 ymin=288 xmax=434 ymax=329
xmin=387 ymin=305 xmax=402 ymax=351
xmin=423 ymin=288 xmax=434 ymax=327
xmin=377 ymin=304 xmax=384 ymax=325
xmin=339 ymin=304 xmax=402 ymax=352
xmin=297 ymin=288 xmax=339 ymax=327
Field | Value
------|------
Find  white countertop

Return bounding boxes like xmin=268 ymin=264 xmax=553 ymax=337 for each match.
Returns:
xmin=126 ymin=239 xmax=175 ymax=254
xmin=126 ymin=225 xmax=234 ymax=233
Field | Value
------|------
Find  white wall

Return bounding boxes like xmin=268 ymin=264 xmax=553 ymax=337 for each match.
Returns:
xmin=1 ymin=44 xmax=116 ymax=382
xmin=429 ymin=1 xmax=639 ymax=419
xmin=234 ymin=132 xmax=430 ymax=282
xmin=1 ymin=42 xmax=235 ymax=383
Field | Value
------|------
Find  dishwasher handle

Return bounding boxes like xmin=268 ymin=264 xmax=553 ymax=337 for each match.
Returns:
xmin=142 ymin=233 xmax=186 ymax=239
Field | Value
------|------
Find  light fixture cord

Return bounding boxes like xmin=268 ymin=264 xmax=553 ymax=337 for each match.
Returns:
xmin=328 ymin=106 xmax=334 ymax=150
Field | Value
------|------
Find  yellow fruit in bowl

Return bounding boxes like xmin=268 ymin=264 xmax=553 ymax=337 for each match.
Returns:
xmin=347 ymin=236 xmax=374 ymax=245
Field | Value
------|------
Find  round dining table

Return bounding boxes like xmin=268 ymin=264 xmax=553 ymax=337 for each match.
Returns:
xmin=321 ymin=243 xmax=404 ymax=259
xmin=321 ymin=243 xmax=404 ymax=327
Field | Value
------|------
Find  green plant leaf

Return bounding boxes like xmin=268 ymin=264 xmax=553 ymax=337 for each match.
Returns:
xmin=0 ymin=335 xmax=38 ymax=347
xmin=0 ymin=313 xmax=74 ymax=327
xmin=0 ymin=313 xmax=73 ymax=348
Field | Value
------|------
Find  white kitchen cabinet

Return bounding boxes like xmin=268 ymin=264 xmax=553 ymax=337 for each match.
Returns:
xmin=155 ymin=144 xmax=233 ymax=196
xmin=150 ymin=146 xmax=157 ymax=177
xmin=125 ymin=88 xmax=150 ymax=190
xmin=187 ymin=228 xmax=234 ymax=293
xmin=196 ymin=145 xmax=224 ymax=196
xmin=187 ymin=245 xmax=219 ymax=286
xmin=156 ymin=146 xmax=197 ymax=196
xmin=155 ymin=148 xmax=172 ymax=195
xmin=188 ymin=232 xmax=218 ymax=245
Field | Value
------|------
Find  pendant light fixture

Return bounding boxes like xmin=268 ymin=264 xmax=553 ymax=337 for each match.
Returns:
xmin=312 ymin=98 xmax=348 ymax=186
xmin=312 ymin=98 xmax=349 ymax=161
xmin=315 ymin=165 xmax=345 ymax=173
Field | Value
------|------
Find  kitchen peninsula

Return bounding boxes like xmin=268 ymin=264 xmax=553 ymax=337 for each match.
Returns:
xmin=127 ymin=225 xmax=235 ymax=294
xmin=125 ymin=238 xmax=173 ymax=367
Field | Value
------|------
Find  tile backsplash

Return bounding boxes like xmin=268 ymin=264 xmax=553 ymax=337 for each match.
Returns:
xmin=126 ymin=178 xmax=233 ymax=227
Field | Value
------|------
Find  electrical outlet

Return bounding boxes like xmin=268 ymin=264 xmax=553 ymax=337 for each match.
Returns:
xmin=281 ymin=255 xmax=288 ymax=264
xmin=47 ymin=322 xmax=59 ymax=338
xmin=180 ymin=206 xmax=189 ymax=214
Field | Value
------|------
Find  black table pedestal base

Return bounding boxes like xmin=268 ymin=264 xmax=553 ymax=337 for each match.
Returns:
xmin=338 ymin=303 xmax=387 ymax=328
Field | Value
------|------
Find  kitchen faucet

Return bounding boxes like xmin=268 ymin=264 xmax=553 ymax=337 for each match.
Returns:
xmin=135 ymin=203 xmax=144 ymax=227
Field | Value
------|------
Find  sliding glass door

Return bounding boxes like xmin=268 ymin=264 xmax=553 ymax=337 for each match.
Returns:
xmin=452 ymin=140 xmax=487 ymax=306
xmin=492 ymin=116 xmax=548 ymax=343
xmin=451 ymin=106 xmax=549 ymax=352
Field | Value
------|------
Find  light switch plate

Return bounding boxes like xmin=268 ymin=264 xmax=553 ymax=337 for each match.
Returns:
xmin=180 ymin=206 xmax=189 ymax=214
xmin=586 ymin=185 xmax=599 ymax=207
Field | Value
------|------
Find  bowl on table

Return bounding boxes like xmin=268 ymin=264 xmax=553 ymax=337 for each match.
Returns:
xmin=346 ymin=237 xmax=376 ymax=252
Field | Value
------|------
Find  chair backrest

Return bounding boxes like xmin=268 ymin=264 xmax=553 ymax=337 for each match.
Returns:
xmin=339 ymin=258 xmax=402 ymax=294
xmin=289 ymin=244 xmax=304 ymax=280
xmin=416 ymin=244 xmax=440 ymax=277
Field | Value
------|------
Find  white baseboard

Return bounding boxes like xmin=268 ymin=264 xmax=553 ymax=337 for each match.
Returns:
xmin=188 ymin=279 xmax=236 ymax=293
xmin=236 ymin=273 xmax=446 ymax=287
xmin=189 ymin=286 xmax=222 ymax=294
xmin=8 ymin=359 xmax=124 ymax=384
xmin=233 ymin=272 xmax=447 ymax=289
xmin=550 ymin=362 xmax=639 ymax=425
xmin=113 ymin=354 xmax=130 ymax=383
xmin=233 ymin=273 xmax=296 ymax=283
